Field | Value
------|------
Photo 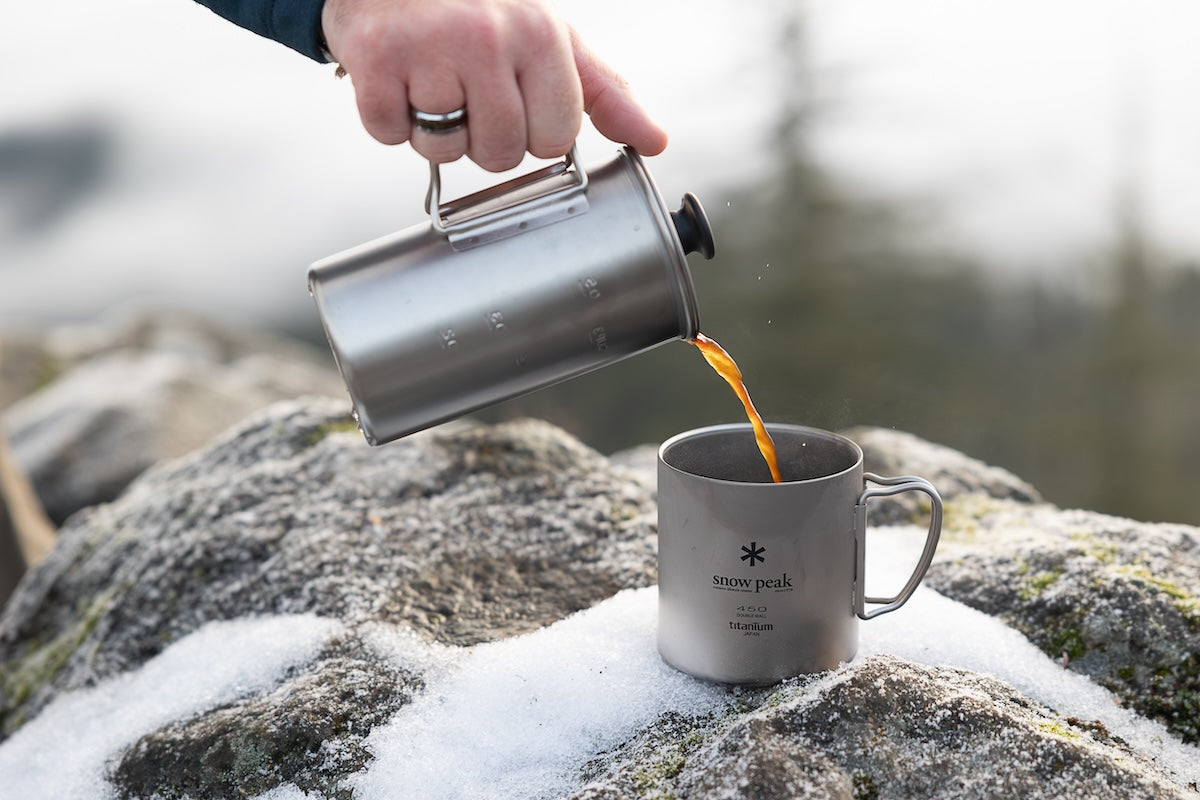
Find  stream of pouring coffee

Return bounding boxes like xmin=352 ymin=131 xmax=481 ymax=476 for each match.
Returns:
xmin=690 ymin=334 xmax=782 ymax=483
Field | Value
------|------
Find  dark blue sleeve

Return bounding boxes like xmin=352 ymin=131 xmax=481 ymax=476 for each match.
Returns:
xmin=193 ymin=0 xmax=330 ymax=62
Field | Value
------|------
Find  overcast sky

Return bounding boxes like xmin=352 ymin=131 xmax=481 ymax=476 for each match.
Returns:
xmin=3 ymin=0 xmax=1200 ymax=326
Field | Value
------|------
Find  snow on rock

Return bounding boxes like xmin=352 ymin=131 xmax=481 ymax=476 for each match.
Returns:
xmin=0 ymin=391 xmax=1197 ymax=799
xmin=0 ymin=614 xmax=340 ymax=799
xmin=925 ymin=498 xmax=1200 ymax=745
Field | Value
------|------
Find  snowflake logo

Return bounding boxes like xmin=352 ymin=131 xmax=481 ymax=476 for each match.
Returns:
xmin=740 ymin=541 xmax=766 ymax=567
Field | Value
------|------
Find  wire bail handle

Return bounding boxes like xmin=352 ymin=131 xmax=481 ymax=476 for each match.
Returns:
xmin=853 ymin=473 xmax=943 ymax=620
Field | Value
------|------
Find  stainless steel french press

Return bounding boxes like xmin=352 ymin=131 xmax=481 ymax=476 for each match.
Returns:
xmin=308 ymin=146 xmax=715 ymax=445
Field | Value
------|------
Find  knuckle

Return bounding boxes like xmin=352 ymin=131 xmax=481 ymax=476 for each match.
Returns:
xmin=527 ymin=111 xmax=581 ymax=160
xmin=359 ymin=115 xmax=404 ymax=145
xmin=454 ymin=10 xmax=506 ymax=61
xmin=527 ymin=137 xmax=573 ymax=161
xmin=511 ymin=4 xmax=563 ymax=48
xmin=372 ymin=128 xmax=409 ymax=146
xmin=357 ymin=98 xmax=409 ymax=145
xmin=469 ymin=120 xmax=526 ymax=172
xmin=475 ymin=150 xmax=523 ymax=173
xmin=413 ymin=136 xmax=465 ymax=164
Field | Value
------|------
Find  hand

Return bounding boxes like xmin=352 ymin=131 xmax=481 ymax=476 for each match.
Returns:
xmin=320 ymin=0 xmax=668 ymax=171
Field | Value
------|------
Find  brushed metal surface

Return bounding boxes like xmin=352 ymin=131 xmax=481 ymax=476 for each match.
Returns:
xmin=657 ymin=423 xmax=941 ymax=684
xmin=309 ymin=147 xmax=702 ymax=445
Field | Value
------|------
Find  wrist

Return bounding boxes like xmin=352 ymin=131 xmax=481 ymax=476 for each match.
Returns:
xmin=319 ymin=0 xmax=340 ymax=62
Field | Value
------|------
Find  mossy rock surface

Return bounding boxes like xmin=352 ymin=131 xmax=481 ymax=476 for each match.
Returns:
xmin=3 ymin=403 xmax=1198 ymax=798
xmin=572 ymin=656 xmax=1194 ymax=800
xmin=0 ymin=401 xmax=659 ymax=746
xmin=925 ymin=503 xmax=1200 ymax=744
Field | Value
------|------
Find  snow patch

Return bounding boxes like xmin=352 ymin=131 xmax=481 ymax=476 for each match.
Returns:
xmin=0 ymin=614 xmax=341 ymax=799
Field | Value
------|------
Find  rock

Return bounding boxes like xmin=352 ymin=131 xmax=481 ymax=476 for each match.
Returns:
xmin=924 ymin=499 xmax=1200 ymax=744
xmin=1 ymin=312 xmax=344 ymax=523
xmin=0 ymin=401 xmax=658 ymax=744
xmin=576 ymin=655 xmax=1193 ymax=800
xmin=845 ymin=426 xmax=1042 ymax=524
xmin=110 ymin=634 xmax=422 ymax=800
xmin=1 ymin=402 xmax=1197 ymax=798
xmin=606 ymin=443 xmax=658 ymax=497
xmin=765 ymin=427 xmax=1197 ymax=747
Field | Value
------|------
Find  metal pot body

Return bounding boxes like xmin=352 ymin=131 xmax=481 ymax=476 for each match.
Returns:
xmin=309 ymin=147 xmax=708 ymax=445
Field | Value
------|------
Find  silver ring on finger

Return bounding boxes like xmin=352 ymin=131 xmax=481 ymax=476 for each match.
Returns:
xmin=411 ymin=107 xmax=468 ymax=135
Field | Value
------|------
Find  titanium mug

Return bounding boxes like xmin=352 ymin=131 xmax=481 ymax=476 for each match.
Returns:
xmin=656 ymin=423 xmax=943 ymax=684
xmin=308 ymin=145 xmax=715 ymax=446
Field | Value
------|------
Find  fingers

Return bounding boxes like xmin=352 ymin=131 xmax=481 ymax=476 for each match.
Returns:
xmin=322 ymin=0 xmax=665 ymax=170
xmin=407 ymin=6 xmax=579 ymax=171
xmin=513 ymin=15 xmax=583 ymax=160
xmin=570 ymin=27 xmax=668 ymax=157
xmin=455 ymin=23 xmax=528 ymax=172
xmin=334 ymin=9 xmax=412 ymax=146
xmin=463 ymin=74 xmax=527 ymax=172
xmin=451 ymin=5 xmax=580 ymax=170
xmin=407 ymin=65 xmax=470 ymax=164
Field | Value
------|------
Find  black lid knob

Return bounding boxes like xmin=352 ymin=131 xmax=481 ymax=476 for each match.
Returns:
xmin=671 ymin=192 xmax=716 ymax=259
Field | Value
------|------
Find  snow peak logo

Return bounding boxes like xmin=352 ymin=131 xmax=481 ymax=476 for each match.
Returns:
xmin=712 ymin=541 xmax=794 ymax=593
xmin=740 ymin=541 xmax=766 ymax=566
xmin=712 ymin=573 xmax=793 ymax=593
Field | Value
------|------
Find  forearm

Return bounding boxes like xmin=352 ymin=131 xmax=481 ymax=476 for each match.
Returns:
xmin=193 ymin=0 xmax=330 ymax=62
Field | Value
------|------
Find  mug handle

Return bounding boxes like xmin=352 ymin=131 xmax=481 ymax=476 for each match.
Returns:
xmin=853 ymin=473 xmax=943 ymax=621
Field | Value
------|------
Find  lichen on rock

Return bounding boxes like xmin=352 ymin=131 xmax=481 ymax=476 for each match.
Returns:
xmin=573 ymin=655 xmax=1195 ymax=800
xmin=2 ymin=396 xmax=1198 ymax=799
xmin=109 ymin=634 xmax=421 ymax=800
xmin=924 ymin=503 xmax=1200 ymax=744
xmin=0 ymin=400 xmax=659 ymax=749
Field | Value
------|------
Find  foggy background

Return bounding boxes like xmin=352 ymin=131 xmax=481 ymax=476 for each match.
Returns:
xmin=4 ymin=0 xmax=1200 ymax=524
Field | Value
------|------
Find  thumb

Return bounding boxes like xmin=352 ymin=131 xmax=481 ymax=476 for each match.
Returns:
xmin=570 ymin=27 xmax=668 ymax=156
